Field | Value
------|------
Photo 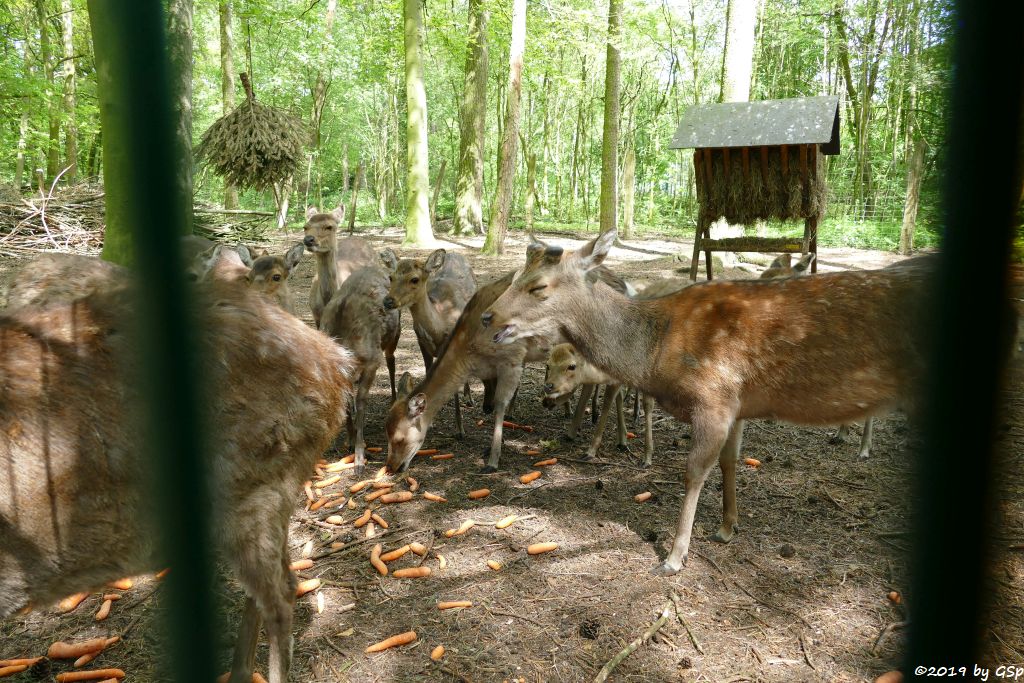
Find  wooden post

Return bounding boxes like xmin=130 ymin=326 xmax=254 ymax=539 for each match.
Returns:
xmin=689 ymin=214 xmax=705 ymax=281
xmin=703 ymin=219 xmax=714 ymax=281
xmin=759 ymin=146 xmax=769 ymax=182
xmin=693 ymin=149 xmax=704 ymax=193
xmin=799 ymin=145 xmax=808 ymax=186
xmin=780 ymin=145 xmax=789 ymax=178
xmin=741 ymin=147 xmax=750 ymax=181
xmin=722 ymin=147 xmax=730 ymax=182
xmin=703 ymin=147 xmax=713 ymax=186
xmin=806 ymin=215 xmax=819 ymax=273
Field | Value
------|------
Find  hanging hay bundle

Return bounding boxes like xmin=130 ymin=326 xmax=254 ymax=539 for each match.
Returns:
xmin=196 ymin=73 xmax=307 ymax=192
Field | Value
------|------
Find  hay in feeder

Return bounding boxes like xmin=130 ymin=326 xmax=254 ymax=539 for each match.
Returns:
xmin=195 ymin=73 xmax=307 ymax=192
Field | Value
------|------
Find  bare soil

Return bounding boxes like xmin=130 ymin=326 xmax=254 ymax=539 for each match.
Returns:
xmin=2 ymin=228 xmax=1021 ymax=683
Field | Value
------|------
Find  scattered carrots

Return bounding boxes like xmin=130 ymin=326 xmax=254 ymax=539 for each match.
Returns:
xmin=502 ymin=421 xmax=518 ymax=429
xmin=527 ymin=542 xmax=559 ymax=555
xmin=94 ymin=598 xmax=112 ymax=621
xmin=314 ymin=475 xmax=341 ymax=489
xmin=392 ymin=566 xmax=431 ymax=579
xmin=58 ymin=592 xmax=89 ymax=613
xmin=324 ymin=461 xmax=356 ymax=473
xmin=55 ymin=669 xmax=126 ymax=681
xmin=300 ymin=541 xmax=314 ymax=559
xmin=409 ymin=542 xmax=428 ymax=556
xmin=467 ymin=488 xmax=490 ymax=500
xmin=106 ymin=578 xmax=133 ymax=591
xmin=495 ymin=515 xmax=518 ymax=529
xmin=0 ymin=658 xmax=42 ymax=668
xmin=347 ymin=498 xmax=358 ymax=509
xmin=309 ymin=496 xmax=331 ymax=511
xmin=520 ymin=425 xmax=535 ymax=433
xmin=340 ymin=454 xmax=356 ymax=464
xmin=520 ymin=471 xmax=542 ymax=484
xmin=380 ymin=545 xmax=411 ymax=562
xmin=379 ymin=491 xmax=414 ymax=504
xmin=371 ymin=513 xmax=389 ymax=528
xmin=303 ymin=480 xmax=315 ymax=502
xmin=253 ymin=674 xmax=269 ymax=683
xmin=422 ymin=492 xmax=447 ymax=503
xmin=290 ymin=559 xmax=314 ymax=571
xmin=73 ymin=652 xmax=97 ymax=668
xmin=744 ymin=457 xmax=762 ymax=468
xmin=0 ymin=665 xmax=29 ymax=677
xmin=533 ymin=458 xmax=558 ymax=467
xmin=430 ymin=453 xmax=454 ymax=460
xmin=437 ymin=554 xmax=448 ymax=569
xmin=325 ymin=515 xmax=345 ymax=525
xmin=366 ymin=447 xmax=383 ymax=453
xmin=525 ymin=449 xmax=541 ymax=456
xmin=445 ymin=520 xmax=476 ymax=537
xmin=887 ymin=591 xmax=902 ymax=605
xmin=316 ymin=591 xmax=326 ymax=614
xmin=295 ymin=578 xmax=321 ymax=597
xmin=634 ymin=491 xmax=652 ymax=503
xmin=369 ymin=544 xmax=388 ymax=576
xmin=365 ymin=631 xmax=417 ymax=653
xmin=353 ymin=509 xmax=373 ymax=527
xmin=364 ymin=489 xmax=390 ymax=502
xmin=48 ymin=638 xmax=114 ymax=660
xmin=416 ymin=449 xmax=439 ymax=456
xmin=874 ymin=672 xmax=904 ymax=683
xmin=350 ymin=480 xmax=370 ymax=493
xmin=407 ymin=477 xmax=419 ymax=492
xmin=365 ymin=522 xmax=376 ymax=538
xmin=486 ymin=560 xmax=502 ymax=571
xmin=437 ymin=600 xmax=473 ymax=610
xmin=430 ymin=645 xmax=446 ymax=661
xmin=371 ymin=481 xmax=394 ymax=490
xmin=102 ymin=594 xmax=121 ymax=602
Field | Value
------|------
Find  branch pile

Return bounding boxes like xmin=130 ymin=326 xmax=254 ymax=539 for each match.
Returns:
xmin=0 ymin=182 xmax=106 ymax=257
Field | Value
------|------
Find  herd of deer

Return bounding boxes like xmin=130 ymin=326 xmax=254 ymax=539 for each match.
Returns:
xmin=0 ymin=205 xmax=939 ymax=681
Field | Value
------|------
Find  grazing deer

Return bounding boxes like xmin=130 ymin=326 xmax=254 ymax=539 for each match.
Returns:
xmin=303 ymin=205 xmax=377 ymax=326
xmin=247 ymin=243 xmax=305 ymax=315
xmin=0 ymin=247 xmax=352 ymax=682
xmin=380 ymin=247 xmax=477 ymax=436
xmin=319 ymin=265 xmax=401 ymax=474
xmin=482 ymin=231 xmax=933 ymax=575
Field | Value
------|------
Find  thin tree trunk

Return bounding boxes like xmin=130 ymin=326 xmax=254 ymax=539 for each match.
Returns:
xmin=524 ymin=147 xmax=537 ymax=232
xmin=36 ymin=0 xmax=60 ymax=182
xmin=481 ymin=0 xmax=526 ymax=255
xmin=621 ymin=140 xmax=636 ymax=238
xmin=348 ymin=159 xmax=361 ymax=232
xmin=61 ymin=0 xmax=77 ymax=182
xmin=430 ymin=156 xmax=447 ymax=225
xmin=15 ymin=110 xmax=29 ymax=189
xmin=274 ymin=176 xmax=293 ymax=229
xmin=452 ymin=0 xmax=489 ymax=236
xmin=599 ymin=0 xmax=622 ymax=236
xmin=341 ymin=142 xmax=350 ymax=192
xmin=403 ymin=0 xmax=434 ymax=245
xmin=899 ymin=136 xmax=926 ymax=255
xmin=720 ymin=0 xmax=757 ymax=102
xmin=167 ymin=0 xmax=194 ymax=235
xmin=219 ymin=0 xmax=239 ymax=209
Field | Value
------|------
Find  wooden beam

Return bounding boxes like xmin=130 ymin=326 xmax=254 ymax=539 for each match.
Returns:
xmin=741 ymin=147 xmax=750 ymax=181
xmin=722 ymin=147 xmax=730 ymax=182
xmin=703 ymin=147 xmax=713 ymax=186
xmin=799 ymin=145 xmax=809 ymax=186
xmin=780 ymin=145 xmax=789 ymax=178
xmin=693 ymin=149 xmax=703 ymax=191
xmin=759 ymin=146 xmax=769 ymax=183
xmin=698 ymin=236 xmax=807 ymax=253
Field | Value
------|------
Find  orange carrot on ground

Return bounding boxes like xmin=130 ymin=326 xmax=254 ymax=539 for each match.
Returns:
xmin=371 ymin=482 xmax=394 ymax=490
xmin=155 ymin=567 xmax=171 ymax=580
xmin=314 ymin=465 xmax=325 ymax=479
xmin=520 ymin=425 xmax=535 ymax=433
xmin=437 ymin=554 xmax=448 ymax=569
xmin=744 ymin=458 xmax=761 ymax=468
xmin=102 ymin=594 xmax=121 ymax=602
xmin=416 ymin=449 xmax=439 ymax=456
xmin=533 ymin=458 xmax=557 ymax=467
xmin=325 ymin=515 xmax=345 ymax=525
xmin=392 ymin=566 xmax=431 ymax=579
xmin=303 ymin=480 xmax=315 ymax=502
xmin=353 ymin=509 xmax=373 ymax=527
xmin=106 ymin=578 xmax=133 ymax=590
xmin=520 ymin=471 xmax=541 ymax=484
xmin=626 ymin=432 xmax=637 ymax=439
xmin=295 ymin=578 xmax=321 ymax=597
xmin=371 ymin=513 xmax=389 ymax=528
xmin=525 ymin=449 xmax=541 ymax=456
xmin=495 ymin=515 xmax=518 ymax=529
xmin=324 ymin=461 xmax=355 ymax=473
xmin=364 ymin=489 xmax=390 ymax=502
xmin=300 ymin=541 xmax=314 ymax=558
xmin=365 ymin=631 xmax=417 ymax=653
xmin=365 ymin=521 xmax=376 ymax=538
xmin=316 ymin=591 xmax=325 ymax=614
xmin=341 ymin=454 xmax=356 ymax=464
xmin=467 ymin=488 xmax=490 ymax=500
xmin=253 ymin=673 xmax=269 ymax=683
xmin=330 ymin=541 xmax=344 ymax=550
xmin=58 ymin=592 xmax=89 ymax=612
xmin=475 ymin=419 xmax=484 ymax=427
xmin=887 ymin=591 xmax=902 ymax=605
xmin=0 ymin=664 xmax=28 ymax=677
xmin=314 ymin=475 xmax=341 ymax=489
xmin=74 ymin=652 xmax=97 ymax=667
xmin=350 ymin=480 xmax=370 ymax=493
xmin=444 ymin=519 xmax=476 ymax=537
xmin=379 ymin=491 xmax=414 ymax=504
xmin=48 ymin=638 xmax=110 ymax=659
xmin=290 ymin=559 xmax=314 ymax=571
xmin=380 ymin=545 xmax=411 ymax=562
xmin=430 ymin=453 xmax=454 ymax=460
xmin=437 ymin=601 xmax=472 ymax=610
xmin=366 ymin=447 xmax=383 ymax=453
xmin=430 ymin=645 xmax=445 ymax=661
xmin=406 ymin=477 xmax=419 ymax=492
xmin=501 ymin=421 xmax=518 ymax=429
xmin=309 ymin=496 xmax=330 ymax=511
xmin=634 ymin=491 xmax=652 ymax=503
xmin=0 ymin=658 xmax=42 ymax=668
xmin=486 ymin=560 xmax=502 ymax=571
xmin=370 ymin=544 xmax=388 ymax=576
xmin=527 ymin=542 xmax=559 ymax=555
xmin=422 ymin=492 xmax=447 ymax=502
xmin=409 ymin=542 xmax=428 ymax=555
xmin=347 ymin=498 xmax=358 ymax=509
xmin=94 ymin=598 xmax=112 ymax=621
xmin=55 ymin=669 xmax=126 ymax=681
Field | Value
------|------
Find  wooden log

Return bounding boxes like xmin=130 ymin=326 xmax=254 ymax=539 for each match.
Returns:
xmin=759 ymin=146 xmax=769 ymax=182
xmin=810 ymin=145 xmax=818 ymax=177
xmin=741 ymin=148 xmax=750 ymax=181
xmin=703 ymin=148 xmax=713 ymax=186
xmin=799 ymin=145 xmax=809 ymax=187
xmin=698 ymin=236 xmax=807 ymax=253
xmin=692 ymin=150 xmax=703 ymax=192
xmin=780 ymin=145 xmax=789 ymax=178
xmin=722 ymin=148 xmax=730 ymax=182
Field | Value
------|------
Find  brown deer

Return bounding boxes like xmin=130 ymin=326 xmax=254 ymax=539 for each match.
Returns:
xmin=380 ymin=247 xmax=477 ymax=436
xmin=0 ymin=247 xmax=352 ymax=682
xmin=303 ymin=205 xmax=377 ymax=326
xmin=319 ymin=265 xmax=401 ymax=474
xmin=246 ymin=243 xmax=305 ymax=315
xmin=482 ymin=231 xmax=932 ymax=575
xmin=3 ymin=253 xmax=126 ymax=308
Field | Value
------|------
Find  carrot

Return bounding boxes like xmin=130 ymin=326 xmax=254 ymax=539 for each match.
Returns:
xmin=55 ymin=669 xmax=125 ymax=681
xmin=874 ymin=672 xmax=904 ymax=683
xmin=527 ymin=542 xmax=558 ymax=555
xmin=495 ymin=515 xmax=518 ymax=529
xmin=744 ymin=457 xmax=761 ymax=468
xmin=406 ymin=477 xmax=419 ymax=492
xmin=102 ymin=594 xmax=121 ymax=601
xmin=0 ymin=658 xmax=41 ymax=668
xmin=525 ymin=449 xmax=541 ymax=456
xmin=520 ymin=471 xmax=542 ymax=484
xmin=366 ymin=447 xmax=383 ymax=453
xmin=533 ymin=458 xmax=558 ymax=467
xmin=314 ymin=465 xmax=325 ymax=478
xmin=74 ymin=651 xmax=97 ymax=667
xmin=370 ymin=544 xmax=388 ymax=576
xmin=887 ymin=591 xmax=902 ymax=605
xmin=371 ymin=513 xmax=389 ymax=528
xmin=422 ymin=492 xmax=447 ymax=502
xmin=353 ymin=509 xmax=373 ymax=527
xmin=155 ymin=567 xmax=171 ymax=580
xmin=392 ymin=566 xmax=431 ymax=579
xmin=106 ymin=578 xmax=133 ymax=591
xmin=430 ymin=645 xmax=445 ymax=661
xmin=379 ymin=491 xmax=414 ymax=504
xmin=0 ymin=665 xmax=28 ymax=677
xmin=430 ymin=453 xmax=454 ymax=460
xmin=380 ymin=545 xmax=411 ymax=562
xmin=300 ymin=540 xmax=314 ymax=558
xmin=634 ymin=491 xmax=652 ymax=503
xmin=347 ymin=498 xmax=358 ymax=509
xmin=364 ymin=488 xmax=389 ymax=502
xmin=314 ymin=474 xmax=341 ymax=489
xmin=437 ymin=554 xmax=448 ymax=569
xmin=330 ymin=541 xmax=344 ymax=550
xmin=486 ymin=560 xmax=502 ymax=571
xmin=409 ymin=542 xmax=428 ymax=556
xmin=295 ymin=578 xmax=321 ymax=597
xmin=325 ymin=515 xmax=345 ymax=525
xmin=502 ymin=420 xmax=518 ymax=429
xmin=444 ymin=519 xmax=476 ymax=537
xmin=94 ymin=598 xmax=112 ymax=621
xmin=371 ymin=481 xmax=394 ymax=490
xmin=365 ymin=522 xmax=376 ymax=538
xmin=253 ymin=674 xmax=269 ymax=683
xmin=290 ymin=559 xmax=314 ymax=571
xmin=467 ymin=488 xmax=490 ymax=500
xmin=365 ymin=631 xmax=417 ymax=653
xmin=350 ymin=480 xmax=371 ymax=493
xmin=437 ymin=601 xmax=472 ymax=610
xmin=303 ymin=480 xmax=315 ymax=502
xmin=475 ymin=419 xmax=484 ymax=427
xmin=48 ymin=638 xmax=110 ymax=659
xmin=416 ymin=449 xmax=439 ymax=456
xmin=309 ymin=496 xmax=331 ymax=511
xmin=58 ymin=591 xmax=89 ymax=612
xmin=520 ymin=425 xmax=535 ymax=433
xmin=316 ymin=591 xmax=326 ymax=614
xmin=626 ymin=431 xmax=637 ymax=439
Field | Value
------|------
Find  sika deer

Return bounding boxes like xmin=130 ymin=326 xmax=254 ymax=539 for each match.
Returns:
xmin=380 ymin=247 xmax=477 ymax=436
xmin=319 ymin=265 xmax=401 ymax=474
xmin=0 ymin=248 xmax=352 ymax=682
xmin=303 ymin=205 xmax=377 ymax=326
xmin=3 ymin=253 xmax=126 ymax=309
xmin=247 ymin=243 xmax=305 ymax=315
xmin=482 ymin=231 xmax=933 ymax=575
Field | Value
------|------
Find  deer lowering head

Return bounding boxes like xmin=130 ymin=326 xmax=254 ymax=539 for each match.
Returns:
xmin=384 ymin=373 xmax=429 ymax=473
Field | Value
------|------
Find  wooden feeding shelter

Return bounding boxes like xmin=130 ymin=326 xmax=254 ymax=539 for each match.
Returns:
xmin=669 ymin=95 xmax=841 ymax=280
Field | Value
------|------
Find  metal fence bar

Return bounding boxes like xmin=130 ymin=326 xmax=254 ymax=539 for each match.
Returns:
xmin=905 ymin=1 xmax=1023 ymax=677
xmin=88 ymin=1 xmax=216 ymax=681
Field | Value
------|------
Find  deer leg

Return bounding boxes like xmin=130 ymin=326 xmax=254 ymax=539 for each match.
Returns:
xmin=652 ymin=411 xmax=732 ymax=576
xmin=565 ymin=384 xmax=595 ymax=442
xmin=452 ymin=395 xmax=465 ymax=439
xmin=591 ymin=384 xmax=600 ymax=424
xmin=227 ymin=597 xmax=261 ymax=683
xmin=463 ymin=381 xmax=473 ymax=407
xmin=351 ymin=369 xmax=375 ymax=476
xmin=386 ymin=350 xmax=397 ymax=401
xmin=584 ymin=384 xmax=621 ymax=460
xmin=263 ymin=546 xmax=296 ymax=683
xmin=614 ymin=386 xmax=628 ymax=452
xmin=632 ymin=389 xmax=642 ymax=426
xmin=482 ymin=378 xmax=497 ymax=414
xmin=858 ymin=418 xmax=874 ymax=459
xmin=642 ymin=394 xmax=655 ymax=467
xmin=830 ymin=423 xmax=850 ymax=444
xmin=711 ymin=419 xmax=745 ymax=544
xmin=480 ymin=365 xmax=523 ymax=473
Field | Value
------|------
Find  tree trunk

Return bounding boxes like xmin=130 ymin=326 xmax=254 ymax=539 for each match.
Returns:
xmin=430 ymin=156 xmax=447 ymax=225
xmin=599 ymin=0 xmax=622 ymax=236
xmin=348 ymin=159 xmax=361 ymax=232
xmin=524 ymin=147 xmax=537 ymax=232
xmin=899 ymin=136 xmax=926 ymax=255
xmin=481 ymin=0 xmax=526 ymax=256
xmin=61 ymin=0 xmax=78 ymax=182
xmin=452 ymin=0 xmax=489 ymax=236
xmin=403 ymin=0 xmax=434 ymax=245
xmin=621 ymin=140 xmax=636 ymax=238
xmin=719 ymin=0 xmax=757 ymax=102
xmin=219 ymin=0 xmax=239 ymax=209
xmin=15 ymin=110 xmax=29 ymax=189
xmin=274 ymin=176 xmax=293 ymax=229
xmin=311 ymin=0 xmax=338 ymax=150
xmin=341 ymin=142 xmax=350 ymax=192
xmin=36 ymin=0 xmax=60 ymax=182
xmin=167 ymin=0 xmax=194 ymax=235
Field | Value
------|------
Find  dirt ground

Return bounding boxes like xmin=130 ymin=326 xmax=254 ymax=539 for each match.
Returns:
xmin=1 ymin=227 xmax=1022 ymax=683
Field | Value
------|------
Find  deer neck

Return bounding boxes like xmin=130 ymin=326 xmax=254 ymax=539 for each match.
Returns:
xmin=409 ymin=286 xmax=449 ymax=344
xmin=315 ymin=249 xmax=339 ymax=304
xmin=416 ymin=333 xmax=473 ymax=425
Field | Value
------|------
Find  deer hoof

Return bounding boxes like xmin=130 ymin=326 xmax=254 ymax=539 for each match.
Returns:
xmin=479 ymin=464 xmax=498 ymax=474
xmin=710 ymin=526 xmax=736 ymax=544
xmin=352 ymin=463 xmax=365 ymax=478
xmin=828 ymin=434 xmax=845 ymax=445
xmin=650 ymin=560 xmax=683 ymax=577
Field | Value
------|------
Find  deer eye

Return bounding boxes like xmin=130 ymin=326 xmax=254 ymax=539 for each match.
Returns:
xmin=567 ymin=364 xmax=576 ymax=371
xmin=411 ymin=277 xmax=420 ymax=284
xmin=529 ymin=285 xmax=547 ymax=294
xmin=272 ymin=274 xmax=282 ymax=282
xmin=325 ymin=225 xmax=333 ymax=231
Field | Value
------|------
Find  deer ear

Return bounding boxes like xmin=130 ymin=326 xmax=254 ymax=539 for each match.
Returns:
xmin=424 ymin=249 xmax=446 ymax=273
xmin=380 ymin=248 xmax=399 ymax=272
xmin=235 ymin=243 xmax=254 ymax=268
xmin=768 ymin=254 xmax=791 ymax=270
xmin=284 ymin=243 xmax=305 ymax=270
xmin=331 ymin=205 xmax=345 ymax=223
xmin=408 ymin=393 xmax=427 ymax=418
xmin=526 ymin=237 xmax=562 ymax=269
xmin=396 ymin=371 xmax=414 ymax=398
xmin=793 ymin=253 xmax=815 ymax=273
xmin=576 ymin=230 xmax=615 ymax=271
xmin=306 ymin=206 xmax=319 ymax=219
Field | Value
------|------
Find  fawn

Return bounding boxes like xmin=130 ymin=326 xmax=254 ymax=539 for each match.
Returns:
xmin=247 ymin=243 xmax=305 ymax=315
xmin=303 ymin=205 xmax=377 ymax=326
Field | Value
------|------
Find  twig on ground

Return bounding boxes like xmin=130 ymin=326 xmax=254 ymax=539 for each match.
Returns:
xmin=592 ymin=596 xmax=673 ymax=682
xmin=871 ymin=621 xmax=908 ymax=655
xmin=669 ymin=592 xmax=704 ymax=655
xmin=798 ymin=633 xmax=817 ymax=671
xmin=732 ymin=579 xmax=811 ymax=628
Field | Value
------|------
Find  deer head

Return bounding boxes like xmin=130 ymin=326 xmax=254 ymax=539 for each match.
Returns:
xmin=384 ymin=372 xmax=429 ymax=473
xmin=302 ymin=205 xmax=345 ymax=254
xmin=382 ymin=248 xmax=447 ymax=310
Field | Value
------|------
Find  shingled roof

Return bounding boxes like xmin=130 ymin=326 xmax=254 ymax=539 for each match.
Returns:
xmin=669 ymin=95 xmax=841 ymax=155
